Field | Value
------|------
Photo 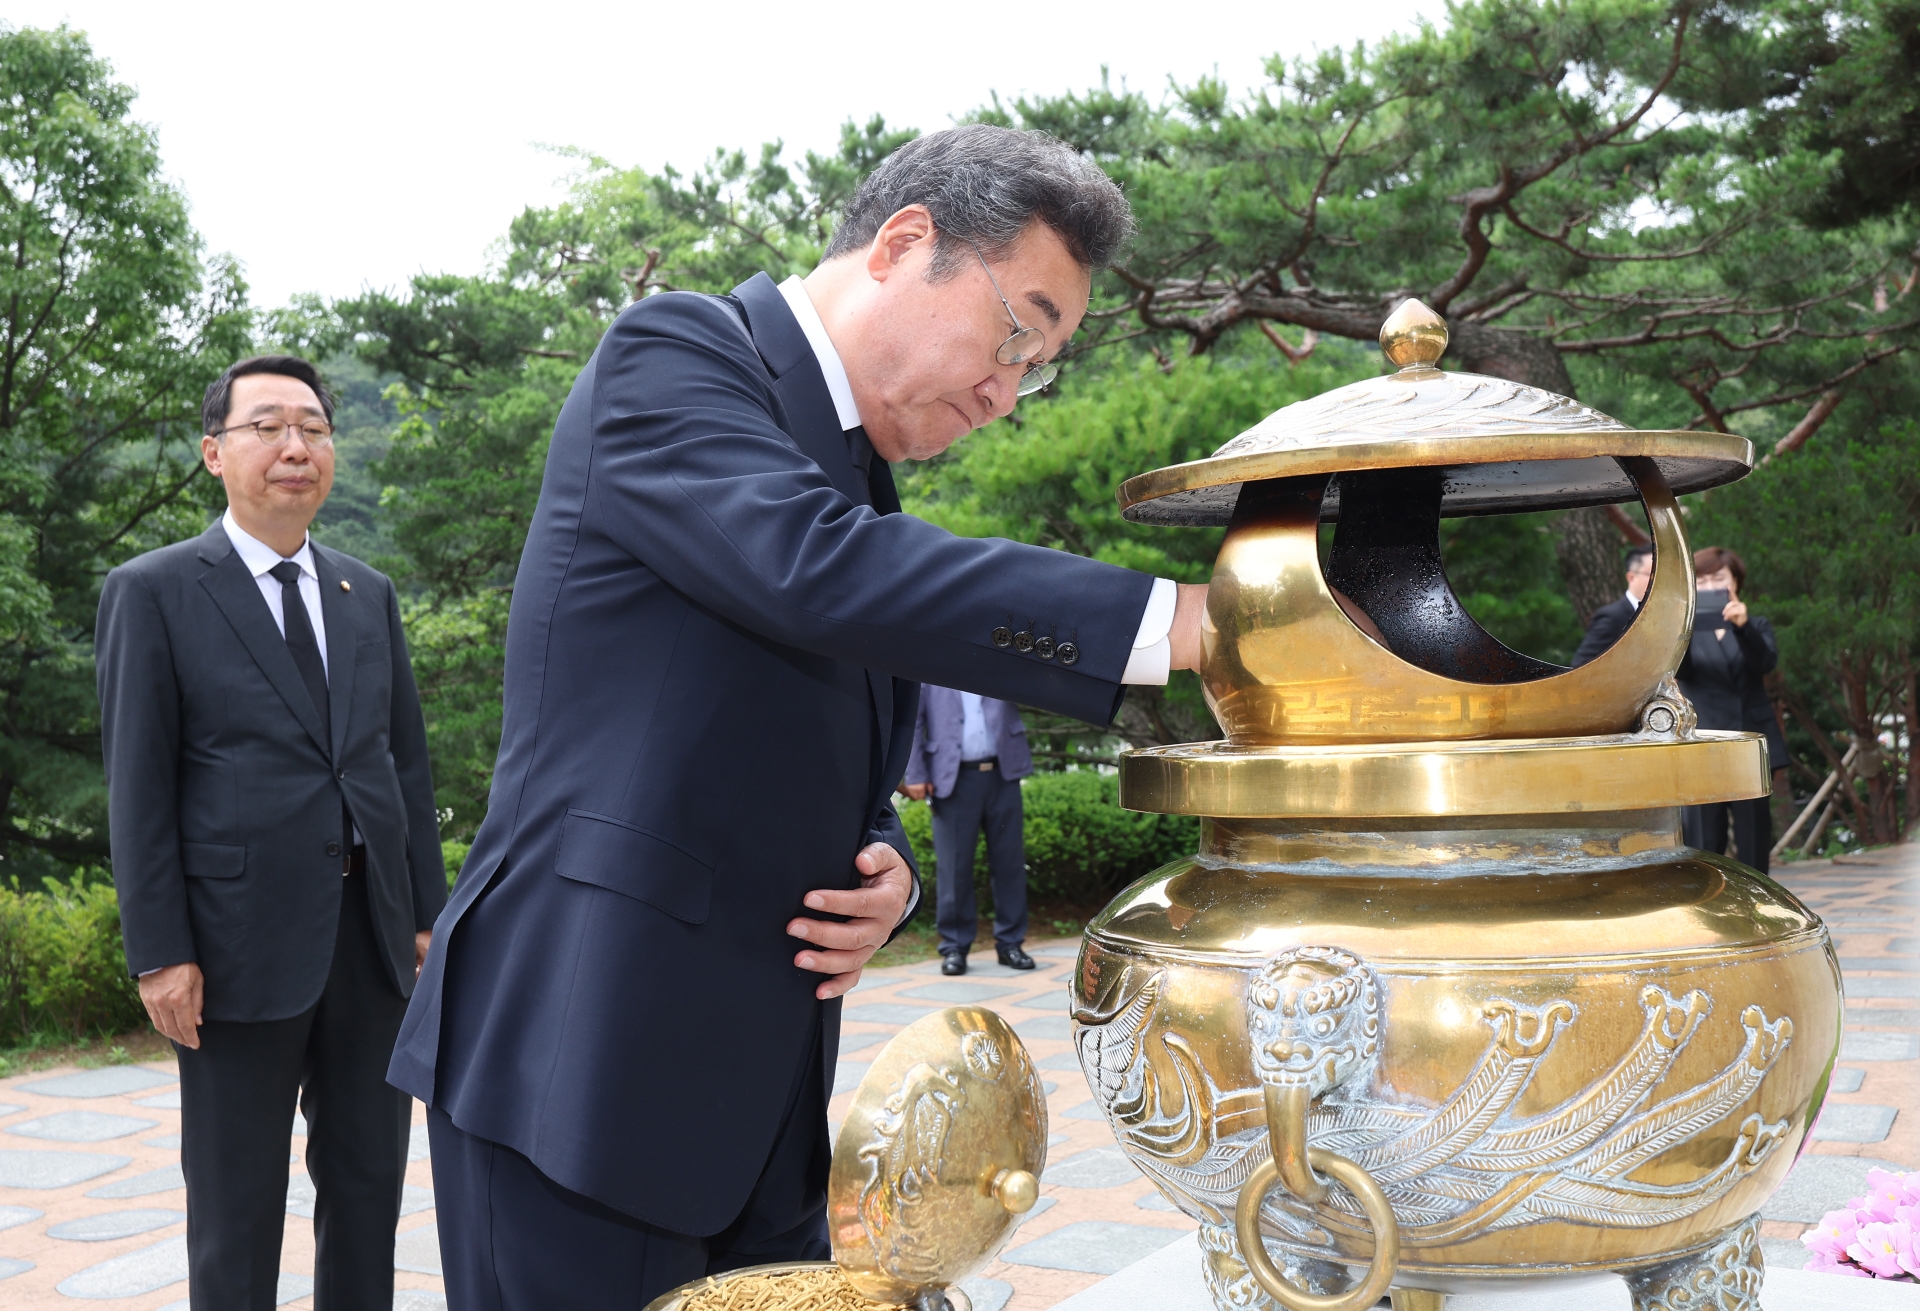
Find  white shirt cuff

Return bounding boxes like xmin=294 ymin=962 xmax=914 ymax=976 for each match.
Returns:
xmin=1120 ymin=577 xmax=1178 ymax=685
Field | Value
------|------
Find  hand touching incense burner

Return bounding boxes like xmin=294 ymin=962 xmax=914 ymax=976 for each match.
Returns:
xmin=646 ymin=1007 xmax=1046 ymax=1311
xmin=1072 ymin=302 xmax=1841 ymax=1311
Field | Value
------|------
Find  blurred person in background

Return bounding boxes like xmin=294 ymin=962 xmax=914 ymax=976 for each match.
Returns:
xmin=1677 ymin=545 xmax=1789 ymax=871
xmin=1571 ymin=545 xmax=1652 ymax=667
xmin=900 ymin=686 xmax=1035 ymax=975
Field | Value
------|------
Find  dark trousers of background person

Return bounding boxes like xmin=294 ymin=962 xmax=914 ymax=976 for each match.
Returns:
xmin=176 ymin=862 xmax=410 ymax=1311
xmin=1683 ymin=798 xmax=1773 ymax=874
xmin=932 ymin=762 xmax=1028 ymax=958
xmin=428 ymin=1005 xmax=829 ymax=1309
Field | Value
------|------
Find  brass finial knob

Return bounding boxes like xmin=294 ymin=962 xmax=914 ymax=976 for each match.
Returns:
xmin=990 ymin=1168 xmax=1038 ymax=1214
xmin=1380 ymin=299 xmax=1448 ymax=370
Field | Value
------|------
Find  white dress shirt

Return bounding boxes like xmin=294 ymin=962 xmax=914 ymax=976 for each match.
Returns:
xmin=959 ymin=692 xmax=996 ymax=760
xmin=223 ymin=509 xmax=328 ymax=672
xmin=776 ymin=276 xmax=1178 ymax=685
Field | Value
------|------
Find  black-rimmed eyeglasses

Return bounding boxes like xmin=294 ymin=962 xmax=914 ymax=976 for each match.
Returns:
xmin=967 ymin=241 xmax=1060 ymax=397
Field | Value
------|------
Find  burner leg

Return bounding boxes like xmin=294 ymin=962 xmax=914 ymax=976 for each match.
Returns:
xmin=1623 ymin=1216 xmax=1764 ymax=1311
xmin=1389 ymin=1289 xmax=1446 ymax=1310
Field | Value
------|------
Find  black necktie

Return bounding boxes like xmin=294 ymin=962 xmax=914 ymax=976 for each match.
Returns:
xmin=269 ymin=561 xmax=329 ymax=736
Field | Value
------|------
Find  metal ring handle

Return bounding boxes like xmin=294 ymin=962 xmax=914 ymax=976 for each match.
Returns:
xmin=1234 ymin=1146 xmax=1400 ymax=1311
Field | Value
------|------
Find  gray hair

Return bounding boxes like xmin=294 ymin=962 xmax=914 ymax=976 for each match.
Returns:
xmin=822 ymin=124 xmax=1134 ymax=277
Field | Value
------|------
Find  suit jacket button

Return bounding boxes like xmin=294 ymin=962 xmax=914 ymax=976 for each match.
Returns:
xmin=992 ymin=627 xmax=1013 ymax=648
xmin=326 ymin=841 xmax=341 ymax=857
xmin=1034 ymin=636 xmax=1055 ymax=659
xmin=1013 ymin=630 xmax=1034 ymax=653
xmin=1057 ymin=641 xmax=1079 ymax=666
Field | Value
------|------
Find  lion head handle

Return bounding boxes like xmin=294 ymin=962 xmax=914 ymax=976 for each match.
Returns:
xmin=1246 ymin=946 xmax=1381 ymax=1097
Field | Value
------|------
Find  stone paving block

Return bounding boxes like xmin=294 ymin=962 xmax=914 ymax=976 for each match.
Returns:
xmin=1049 ymin=1133 xmax=1067 ymax=1147
xmin=1003 ymin=1219 xmax=1186 ymax=1274
xmin=1830 ymin=1067 xmax=1866 ymax=1092
xmin=838 ymin=1031 xmax=887 ymax=1055
xmin=1135 ymin=1191 xmax=1179 ymax=1212
xmin=135 ymin=1089 xmax=183 ymax=1109
xmin=1043 ymin=1146 xmax=1141 ymax=1189
xmin=156 ymin=1273 xmax=317 ymax=1308
xmin=965 ymin=960 xmax=1059 ymax=978
xmin=293 ymin=1111 xmax=308 ymax=1136
xmin=1033 ymin=945 xmax=1081 ymax=958
xmin=1038 ymin=1051 xmax=1084 ymax=1071
xmin=16 ymin=1066 xmax=175 ymax=1098
xmin=1842 ymin=1031 xmax=1920 ymax=1060
xmin=1016 ymin=1015 xmax=1073 ymax=1042
xmin=1841 ymin=957 xmax=1917 ymax=972
xmin=395 ymin=1222 xmax=443 ymax=1275
xmin=145 ymin=1134 xmax=182 ymax=1150
xmin=0 ymin=1149 xmax=131 ymax=1189
xmin=7 ymin=1110 xmax=158 ymax=1142
xmin=0 ymin=1101 xmax=23 ymax=1116
xmin=1845 ymin=976 xmax=1920 ymax=999
xmin=0 ymin=1257 xmax=32 ymax=1279
xmin=834 ymin=1061 xmax=871 ymax=1095
xmin=844 ymin=1002 xmax=938 ymax=1026
xmin=1762 ymin=1153 xmax=1908 ymax=1221
xmin=959 ymin=1275 xmax=1013 ymax=1311
xmin=409 ymin=1121 xmax=431 ymax=1162
xmin=49 ymin=1208 xmax=185 ymax=1241
xmin=898 ymin=982 xmax=1018 ymax=1003
xmin=0 ymin=1204 xmax=43 ymax=1229
xmin=394 ymin=1292 xmax=450 ymax=1310
xmin=1761 ymin=1237 xmax=1812 ymax=1270
xmin=56 ymin=1233 xmax=188 ymax=1298
xmin=1848 ymin=1006 xmax=1920 ymax=1028
xmin=1062 ymin=1100 xmax=1109 ymax=1121
xmin=1013 ymin=1196 xmax=1057 ymax=1228
xmin=87 ymin=1164 xmax=184 ymax=1198
xmin=1814 ymin=1103 xmax=1898 ymax=1143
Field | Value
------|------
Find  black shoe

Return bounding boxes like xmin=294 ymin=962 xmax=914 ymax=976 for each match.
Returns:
xmin=941 ymin=952 xmax=967 ymax=976
xmin=997 ymin=944 xmax=1036 ymax=970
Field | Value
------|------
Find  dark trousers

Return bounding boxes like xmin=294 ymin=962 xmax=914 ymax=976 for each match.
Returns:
xmin=1683 ymin=797 xmax=1773 ymax=874
xmin=176 ymin=867 xmax=410 ymax=1311
xmin=932 ymin=764 xmax=1028 ymax=956
xmin=428 ymin=1011 xmax=830 ymax=1309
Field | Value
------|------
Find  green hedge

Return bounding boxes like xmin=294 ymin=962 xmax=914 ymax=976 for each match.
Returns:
xmin=897 ymin=770 xmax=1198 ymax=908
xmin=0 ymin=879 xmax=145 ymax=1047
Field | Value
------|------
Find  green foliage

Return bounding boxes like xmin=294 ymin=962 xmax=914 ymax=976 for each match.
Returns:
xmin=896 ymin=772 xmax=1199 ymax=910
xmin=0 ymin=878 xmax=144 ymax=1045
xmin=0 ymin=24 xmax=251 ymax=885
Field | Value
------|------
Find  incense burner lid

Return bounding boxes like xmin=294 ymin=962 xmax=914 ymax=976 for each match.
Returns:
xmin=1117 ymin=300 xmax=1752 ymax=526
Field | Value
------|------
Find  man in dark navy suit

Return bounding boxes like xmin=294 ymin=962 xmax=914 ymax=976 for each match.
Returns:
xmin=389 ymin=125 xmax=1208 ymax=1307
xmin=1571 ymin=544 xmax=1652 ymax=667
xmin=901 ymin=687 xmax=1037 ymax=976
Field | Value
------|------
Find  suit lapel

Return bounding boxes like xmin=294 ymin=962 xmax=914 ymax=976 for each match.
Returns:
xmin=195 ymin=525 xmax=331 ymax=759
xmin=312 ymin=546 xmax=358 ymax=763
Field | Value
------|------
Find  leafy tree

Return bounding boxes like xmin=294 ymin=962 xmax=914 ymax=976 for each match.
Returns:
xmin=981 ymin=0 xmax=1919 ymax=619
xmin=0 ymin=25 xmax=249 ymax=884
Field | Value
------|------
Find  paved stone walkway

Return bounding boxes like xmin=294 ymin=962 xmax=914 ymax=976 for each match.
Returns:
xmin=0 ymin=842 xmax=1912 ymax=1308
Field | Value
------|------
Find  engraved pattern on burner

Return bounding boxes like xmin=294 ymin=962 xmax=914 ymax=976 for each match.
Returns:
xmin=855 ymin=1062 xmax=965 ymax=1285
xmin=1072 ymin=967 xmax=1794 ymax=1250
xmin=1623 ymin=1216 xmax=1764 ymax=1311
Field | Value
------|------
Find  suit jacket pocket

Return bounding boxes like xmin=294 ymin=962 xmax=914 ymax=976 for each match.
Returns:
xmin=181 ymin=841 xmax=246 ymax=879
xmin=555 ymin=809 xmax=713 ymax=924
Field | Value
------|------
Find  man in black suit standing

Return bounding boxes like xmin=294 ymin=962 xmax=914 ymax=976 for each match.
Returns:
xmin=390 ymin=125 xmax=1206 ymax=1308
xmin=97 ymin=356 xmax=446 ymax=1310
xmin=1570 ymin=544 xmax=1652 ymax=666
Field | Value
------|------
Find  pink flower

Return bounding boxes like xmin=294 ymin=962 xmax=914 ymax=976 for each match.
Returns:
xmin=1863 ymin=1171 xmax=1910 ymax=1221
xmin=1803 ymin=1207 xmax=1861 ymax=1258
xmin=1805 ymin=1247 xmax=1871 ymax=1277
xmin=1846 ymin=1221 xmax=1916 ymax=1279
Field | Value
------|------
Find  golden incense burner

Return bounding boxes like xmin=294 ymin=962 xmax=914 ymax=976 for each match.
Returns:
xmin=646 ymin=1006 xmax=1046 ymax=1311
xmin=1073 ymin=302 xmax=1841 ymax=1311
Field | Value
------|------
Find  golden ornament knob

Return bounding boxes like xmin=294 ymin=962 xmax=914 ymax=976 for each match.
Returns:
xmin=990 ymin=1168 xmax=1038 ymax=1214
xmin=1380 ymin=298 xmax=1448 ymax=369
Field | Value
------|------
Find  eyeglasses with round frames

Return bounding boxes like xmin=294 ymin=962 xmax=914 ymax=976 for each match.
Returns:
xmin=965 ymin=240 xmax=1060 ymax=397
xmin=215 ymin=419 xmax=335 ymax=450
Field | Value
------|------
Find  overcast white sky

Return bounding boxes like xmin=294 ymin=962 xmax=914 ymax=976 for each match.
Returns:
xmin=18 ymin=1 xmax=1436 ymax=308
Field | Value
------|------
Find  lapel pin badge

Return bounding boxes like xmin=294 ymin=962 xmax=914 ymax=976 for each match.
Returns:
xmin=340 ymin=580 xmax=351 ymax=592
